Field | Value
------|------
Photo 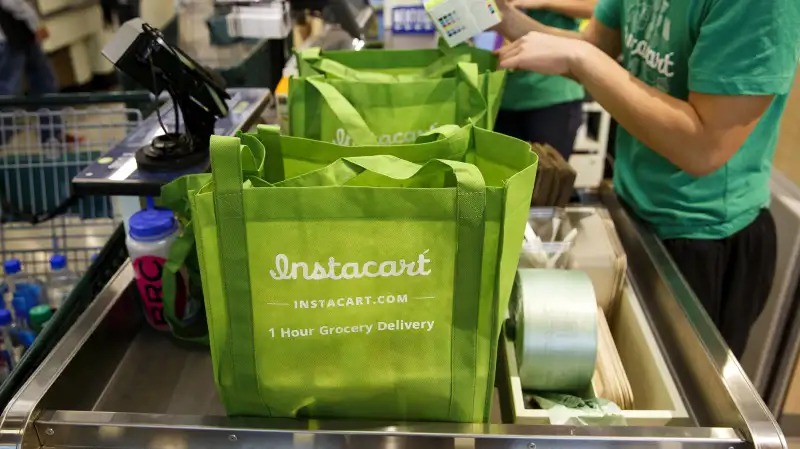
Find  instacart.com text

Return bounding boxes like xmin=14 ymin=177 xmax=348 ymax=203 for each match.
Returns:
xmin=294 ymin=294 xmax=408 ymax=309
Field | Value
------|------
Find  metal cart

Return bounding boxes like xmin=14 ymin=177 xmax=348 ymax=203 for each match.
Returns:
xmin=0 ymin=92 xmax=152 ymax=277
xmin=0 ymin=92 xmax=150 ymax=414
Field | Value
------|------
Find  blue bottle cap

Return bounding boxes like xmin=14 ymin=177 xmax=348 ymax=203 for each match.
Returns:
xmin=3 ymin=259 xmax=21 ymax=275
xmin=50 ymin=254 xmax=67 ymax=270
xmin=0 ymin=309 xmax=12 ymax=326
xmin=129 ymin=208 xmax=178 ymax=242
xmin=18 ymin=330 xmax=35 ymax=348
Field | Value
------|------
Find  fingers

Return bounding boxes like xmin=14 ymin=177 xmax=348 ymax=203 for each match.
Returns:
xmin=496 ymin=38 xmax=526 ymax=68
xmin=496 ymin=32 xmax=541 ymax=69
xmin=498 ymin=53 xmax=522 ymax=69
xmin=495 ymin=31 xmax=537 ymax=56
xmin=495 ymin=46 xmax=516 ymax=61
xmin=496 ymin=39 xmax=522 ymax=59
xmin=500 ymin=47 xmax=525 ymax=64
xmin=494 ymin=43 xmax=511 ymax=58
xmin=498 ymin=45 xmax=522 ymax=69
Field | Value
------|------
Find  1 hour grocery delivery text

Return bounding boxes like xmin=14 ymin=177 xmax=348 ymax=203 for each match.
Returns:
xmin=267 ymin=320 xmax=436 ymax=339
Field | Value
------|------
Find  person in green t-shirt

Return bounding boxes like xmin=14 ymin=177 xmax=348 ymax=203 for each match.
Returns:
xmin=492 ymin=0 xmax=800 ymax=358
xmin=496 ymin=0 xmax=595 ymax=159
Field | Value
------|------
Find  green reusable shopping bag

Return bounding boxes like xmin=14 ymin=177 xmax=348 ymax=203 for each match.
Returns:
xmin=289 ymin=62 xmax=504 ymax=145
xmin=296 ymin=43 xmax=498 ymax=78
xmin=160 ymin=125 xmax=466 ymax=340
xmin=293 ymin=43 xmax=506 ymax=137
xmin=160 ymin=124 xmax=508 ymax=341
xmin=169 ymin=125 xmax=537 ymax=422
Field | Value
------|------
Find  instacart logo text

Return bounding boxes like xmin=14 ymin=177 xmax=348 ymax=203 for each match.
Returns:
xmin=269 ymin=250 xmax=432 ymax=281
xmin=332 ymin=123 xmax=439 ymax=146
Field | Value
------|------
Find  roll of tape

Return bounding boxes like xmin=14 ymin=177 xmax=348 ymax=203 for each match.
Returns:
xmin=515 ymin=269 xmax=598 ymax=392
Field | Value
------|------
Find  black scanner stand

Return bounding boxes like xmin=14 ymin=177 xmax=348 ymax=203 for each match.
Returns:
xmin=104 ymin=20 xmax=231 ymax=172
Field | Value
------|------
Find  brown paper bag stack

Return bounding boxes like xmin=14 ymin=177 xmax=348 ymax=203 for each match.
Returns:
xmin=569 ymin=210 xmax=628 ymax=315
xmin=593 ymin=306 xmax=635 ymax=410
xmin=530 ymin=144 xmax=577 ymax=208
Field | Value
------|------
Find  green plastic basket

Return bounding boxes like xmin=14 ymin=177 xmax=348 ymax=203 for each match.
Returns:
xmin=0 ymin=226 xmax=128 ymax=408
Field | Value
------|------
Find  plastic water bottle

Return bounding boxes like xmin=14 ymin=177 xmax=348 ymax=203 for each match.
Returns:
xmin=4 ymin=259 xmax=46 ymax=305
xmin=0 ymin=282 xmax=7 ymax=308
xmin=126 ymin=198 xmax=198 ymax=331
xmin=11 ymin=292 xmax=36 ymax=330
xmin=0 ymin=308 xmax=14 ymax=378
xmin=46 ymin=255 xmax=78 ymax=309
xmin=17 ymin=330 xmax=35 ymax=356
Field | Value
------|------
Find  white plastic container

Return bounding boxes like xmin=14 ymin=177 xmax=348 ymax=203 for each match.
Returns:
xmin=126 ymin=206 xmax=196 ymax=332
xmin=46 ymin=255 xmax=79 ymax=309
xmin=225 ymin=2 xmax=291 ymax=40
xmin=519 ymin=209 xmax=575 ymax=269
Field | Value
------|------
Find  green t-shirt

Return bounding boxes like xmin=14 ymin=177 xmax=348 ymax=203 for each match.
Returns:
xmin=501 ymin=10 xmax=585 ymax=110
xmin=594 ymin=0 xmax=800 ymax=239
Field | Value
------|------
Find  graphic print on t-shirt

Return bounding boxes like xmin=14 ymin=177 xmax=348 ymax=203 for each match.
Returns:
xmin=600 ymin=0 xmax=800 ymax=239
xmin=622 ymin=0 xmax=675 ymax=92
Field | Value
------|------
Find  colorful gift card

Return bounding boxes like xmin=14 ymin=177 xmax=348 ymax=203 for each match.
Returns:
xmin=424 ymin=0 xmax=502 ymax=47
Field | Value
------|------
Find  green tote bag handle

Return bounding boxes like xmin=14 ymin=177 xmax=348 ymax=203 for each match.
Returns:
xmin=417 ymin=51 xmax=473 ymax=78
xmin=161 ymin=173 xmax=212 ymax=217
xmin=256 ymin=123 xmax=472 ymax=184
xmin=160 ymin=222 xmax=209 ymax=343
xmin=209 ymin=135 xmax=488 ymax=419
xmin=159 ymin=138 xmax=269 ymax=344
xmin=308 ymin=58 xmax=401 ymax=83
xmin=415 ymin=124 xmax=465 ymax=143
xmin=208 ymin=135 xmax=269 ymax=415
xmin=298 ymin=47 xmax=472 ymax=81
xmin=454 ymin=62 xmax=489 ymax=129
xmin=309 ymin=53 xmax=473 ymax=81
xmin=305 ymin=78 xmax=379 ymax=145
xmin=298 ymin=66 xmax=487 ymax=146
xmin=277 ymin=154 xmax=478 ymax=189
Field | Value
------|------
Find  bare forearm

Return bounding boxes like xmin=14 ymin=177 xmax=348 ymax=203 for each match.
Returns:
xmin=569 ymin=43 xmax=712 ymax=175
xmin=541 ymin=0 xmax=597 ymax=19
xmin=495 ymin=6 xmax=582 ymax=41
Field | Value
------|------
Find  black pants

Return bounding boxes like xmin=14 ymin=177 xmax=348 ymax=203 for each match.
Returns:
xmin=495 ymin=100 xmax=584 ymax=160
xmin=662 ymin=209 xmax=777 ymax=359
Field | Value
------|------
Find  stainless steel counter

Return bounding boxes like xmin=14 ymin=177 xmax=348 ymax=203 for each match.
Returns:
xmin=0 ymin=192 xmax=784 ymax=449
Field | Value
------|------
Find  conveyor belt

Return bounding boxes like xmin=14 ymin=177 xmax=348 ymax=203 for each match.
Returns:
xmin=0 ymin=191 xmax=784 ymax=449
